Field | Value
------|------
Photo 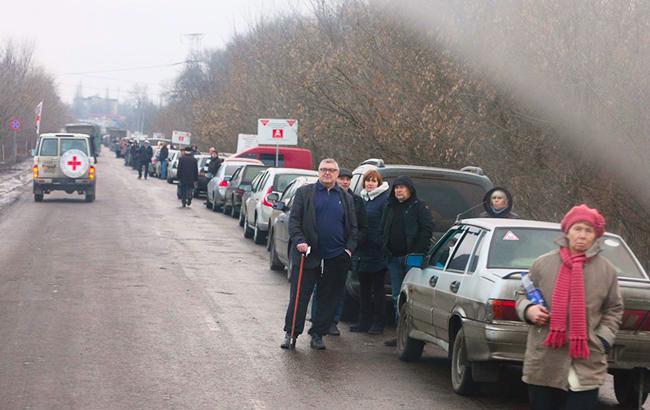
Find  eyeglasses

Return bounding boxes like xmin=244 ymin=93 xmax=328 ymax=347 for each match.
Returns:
xmin=319 ymin=168 xmax=338 ymax=174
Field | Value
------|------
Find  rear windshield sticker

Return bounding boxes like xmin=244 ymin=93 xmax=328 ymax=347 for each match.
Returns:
xmin=502 ymin=231 xmax=520 ymax=241
xmin=604 ymin=239 xmax=620 ymax=247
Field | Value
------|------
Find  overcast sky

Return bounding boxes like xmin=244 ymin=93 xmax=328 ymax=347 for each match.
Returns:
xmin=1 ymin=0 xmax=309 ymax=104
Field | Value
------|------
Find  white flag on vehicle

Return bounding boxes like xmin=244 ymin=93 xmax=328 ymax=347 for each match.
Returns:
xmin=35 ymin=101 xmax=43 ymax=134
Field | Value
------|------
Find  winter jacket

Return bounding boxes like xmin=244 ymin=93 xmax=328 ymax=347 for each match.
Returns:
xmin=479 ymin=186 xmax=520 ymax=219
xmin=139 ymin=146 xmax=154 ymax=163
xmin=357 ymin=182 xmax=389 ymax=273
xmin=207 ymin=157 xmax=222 ymax=176
xmin=515 ymin=237 xmax=623 ymax=391
xmin=177 ymin=154 xmax=198 ymax=185
xmin=381 ymin=176 xmax=434 ymax=257
xmin=349 ymin=189 xmax=368 ymax=249
xmin=289 ymin=182 xmax=358 ymax=269
xmin=158 ymin=146 xmax=169 ymax=162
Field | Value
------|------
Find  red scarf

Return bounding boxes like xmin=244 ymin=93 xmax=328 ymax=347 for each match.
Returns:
xmin=544 ymin=247 xmax=590 ymax=359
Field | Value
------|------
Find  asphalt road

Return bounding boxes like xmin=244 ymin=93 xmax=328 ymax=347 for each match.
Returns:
xmin=0 ymin=151 xmax=631 ymax=409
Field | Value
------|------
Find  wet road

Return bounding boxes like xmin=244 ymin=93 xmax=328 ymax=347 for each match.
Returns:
xmin=0 ymin=151 xmax=630 ymax=409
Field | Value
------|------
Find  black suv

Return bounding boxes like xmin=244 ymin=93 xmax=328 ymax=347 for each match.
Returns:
xmin=343 ymin=159 xmax=494 ymax=320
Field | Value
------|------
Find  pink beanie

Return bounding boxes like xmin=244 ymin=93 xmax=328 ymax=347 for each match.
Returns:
xmin=560 ymin=204 xmax=606 ymax=238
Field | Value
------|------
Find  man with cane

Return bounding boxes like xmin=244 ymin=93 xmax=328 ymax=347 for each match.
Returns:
xmin=280 ymin=159 xmax=358 ymax=350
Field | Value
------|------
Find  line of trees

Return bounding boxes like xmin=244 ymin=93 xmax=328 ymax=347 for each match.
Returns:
xmin=151 ymin=0 xmax=650 ymax=266
xmin=0 ymin=40 xmax=71 ymax=164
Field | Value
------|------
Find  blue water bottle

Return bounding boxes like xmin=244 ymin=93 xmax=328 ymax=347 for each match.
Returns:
xmin=521 ymin=273 xmax=547 ymax=308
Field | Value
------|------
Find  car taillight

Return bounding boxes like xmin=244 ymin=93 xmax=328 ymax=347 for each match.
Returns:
xmin=263 ymin=186 xmax=274 ymax=207
xmin=620 ymin=309 xmax=650 ymax=331
xmin=32 ymin=165 xmax=38 ymax=178
xmin=489 ymin=299 xmax=519 ymax=321
xmin=219 ymin=180 xmax=228 ymax=187
xmin=88 ymin=166 xmax=95 ymax=181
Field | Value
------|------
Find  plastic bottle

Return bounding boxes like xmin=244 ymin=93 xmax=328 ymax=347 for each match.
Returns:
xmin=521 ymin=273 xmax=547 ymax=308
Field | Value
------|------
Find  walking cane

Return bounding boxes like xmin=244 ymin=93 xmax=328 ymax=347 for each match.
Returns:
xmin=290 ymin=246 xmax=310 ymax=349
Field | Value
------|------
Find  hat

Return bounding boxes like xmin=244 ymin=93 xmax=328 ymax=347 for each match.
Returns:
xmin=560 ymin=204 xmax=606 ymax=238
xmin=144 ymin=140 xmax=150 ymax=144
xmin=184 ymin=146 xmax=193 ymax=152
xmin=339 ymin=168 xmax=353 ymax=178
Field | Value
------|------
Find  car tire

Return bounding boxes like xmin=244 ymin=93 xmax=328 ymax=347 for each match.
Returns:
xmin=230 ymin=197 xmax=239 ymax=218
xmin=212 ymin=196 xmax=221 ymax=212
xmin=238 ymin=207 xmax=245 ymax=227
xmin=85 ymin=192 xmax=95 ymax=203
xmin=396 ymin=303 xmax=424 ymax=362
xmin=167 ymin=177 xmax=173 ymax=184
xmin=206 ymin=197 xmax=212 ymax=209
xmin=223 ymin=202 xmax=232 ymax=215
xmin=34 ymin=193 xmax=44 ymax=202
xmin=244 ymin=214 xmax=254 ymax=238
xmin=253 ymin=221 xmax=267 ymax=245
xmin=451 ymin=327 xmax=477 ymax=395
xmin=614 ymin=370 xmax=649 ymax=408
xmin=269 ymin=235 xmax=283 ymax=271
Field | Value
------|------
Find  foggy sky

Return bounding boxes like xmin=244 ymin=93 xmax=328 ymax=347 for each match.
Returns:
xmin=1 ymin=0 xmax=308 ymax=103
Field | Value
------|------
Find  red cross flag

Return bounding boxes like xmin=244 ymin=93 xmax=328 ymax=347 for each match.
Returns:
xmin=60 ymin=149 xmax=90 ymax=178
xmin=35 ymin=101 xmax=43 ymax=134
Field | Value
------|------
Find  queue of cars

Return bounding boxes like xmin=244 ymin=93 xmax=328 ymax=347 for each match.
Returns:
xmin=191 ymin=153 xmax=650 ymax=406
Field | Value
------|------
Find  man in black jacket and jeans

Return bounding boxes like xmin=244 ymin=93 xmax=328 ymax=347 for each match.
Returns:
xmin=381 ymin=175 xmax=433 ymax=346
xmin=176 ymin=147 xmax=198 ymax=208
xmin=281 ymin=159 xmax=358 ymax=350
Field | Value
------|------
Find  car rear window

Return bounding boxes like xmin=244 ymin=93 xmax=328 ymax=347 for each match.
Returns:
xmin=274 ymin=174 xmax=306 ymax=192
xmin=487 ymin=228 xmax=646 ymax=279
xmin=39 ymin=139 xmax=58 ymax=156
xmin=224 ymin=164 xmax=243 ymax=177
xmin=60 ymin=139 xmax=89 ymax=155
xmin=259 ymin=153 xmax=285 ymax=167
xmin=243 ymin=166 xmax=266 ymax=182
xmin=384 ymin=176 xmax=487 ymax=232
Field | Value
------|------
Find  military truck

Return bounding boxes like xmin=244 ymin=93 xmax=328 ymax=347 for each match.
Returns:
xmin=64 ymin=123 xmax=102 ymax=157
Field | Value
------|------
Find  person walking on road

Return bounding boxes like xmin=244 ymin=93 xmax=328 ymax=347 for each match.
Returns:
xmin=177 ymin=146 xmax=198 ymax=208
xmin=137 ymin=140 xmax=154 ymax=179
xmin=350 ymin=169 xmax=390 ymax=335
xmin=158 ymin=143 xmax=169 ymax=180
xmin=381 ymin=176 xmax=433 ymax=347
xmin=479 ymin=187 xmax=520 ymax=219
xmin=310 ymin=167 xmax=368 ymax=336
xmin=280 ymin=159 xmax=358 ymax=350
xmin=516 ymin=204 xmax=622 ymax=409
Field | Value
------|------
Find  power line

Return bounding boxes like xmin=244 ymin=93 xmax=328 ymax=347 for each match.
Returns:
xmin=59 ymin=60 xmax=198 ymax=76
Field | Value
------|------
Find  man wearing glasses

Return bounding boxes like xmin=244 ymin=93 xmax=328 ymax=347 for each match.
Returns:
xmin=281 ymin=159 xmax=358 ymax=350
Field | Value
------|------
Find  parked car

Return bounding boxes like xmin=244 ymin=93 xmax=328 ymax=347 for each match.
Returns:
xmin=206 ymin=158 xmax=263 ymax=211
xmin=396 ymin=218 xmax=650 ymax=405
xmin=166 ymin=149 xmax=180 ymax=184
xmin=267 ymin=176 xmax=319 ymax=278
xmin=242 ymin=168 xmax=318 ymax=244
xmin=230 ymin=146 xmax=313 ymax=170
xmin=193 ymin=155 xmax=213 ymax=198
xmin=222 ymin=164 xmax=269 ymax=217
xmin=344 ymin=159 xmax=494 ymax=316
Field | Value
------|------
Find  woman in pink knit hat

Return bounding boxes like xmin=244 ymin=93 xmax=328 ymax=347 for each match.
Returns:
xmin=516 ymin=204 xmax=623 ymax=409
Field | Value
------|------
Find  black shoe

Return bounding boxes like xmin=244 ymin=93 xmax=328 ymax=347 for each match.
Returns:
xmin=328 ymin=323 xmax=341 ymax=336
xmin=383 ymin=338 xmax=397 ymax=347
xmin=181 ymin=199 xmax=187 ymax=208
xmin=368 ymin=324 xmax=384 ymax=335
xmin=280 ymin=332 xmax=292 ymax=349
xmin=310 ymin=335 xmax=326 ymax=350
xmin=349 ymin=323 xmax=370 ymax=333
xmin=187 ymin=200 xmax=192 ymax=206
xmin=137 ymin=176 xmax=142 ymax=179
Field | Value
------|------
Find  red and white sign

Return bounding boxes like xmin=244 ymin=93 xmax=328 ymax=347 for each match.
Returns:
xmin=59 ymin=149 xmax=90 ymax=178
xmin=502 ymin=231 xmax=520 ymax=241
xmin=35 ymin=101 xmax=43 ymax=134
xmin=257 ymin=119 xmax=298 ymax=145
xmin=172 ymin=130 xmax=191 ymax=145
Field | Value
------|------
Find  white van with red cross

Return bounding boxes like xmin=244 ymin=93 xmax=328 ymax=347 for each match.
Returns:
xmin=32 ymin=133 xmax=97 ymax=202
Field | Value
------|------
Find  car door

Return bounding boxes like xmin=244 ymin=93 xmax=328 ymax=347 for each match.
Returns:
xmin=274 ymin=181 xmax=298 ymax=264
xmin=251 ymin=171 xmax=271 ymax=224
xmin=247 ymin=171 xmax=268 ymax=224
xmin=431 ymin=226 xmax=482 ymax=340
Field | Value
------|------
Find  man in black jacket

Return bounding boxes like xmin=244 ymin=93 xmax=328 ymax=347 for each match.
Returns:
xmin=137 ymin=140 xmax=154 ymax=179
xmin=206 ymin=150 xmax=222 ymax=177
xmin=158 ymin=143 xmax=169 ymax=180
xmin=281 ymin=159 xmax=358 ymax=350
xmin=381 ymin=175 xmax=433 ymax=346
xmin=176 ymin=147 xmax=198 ymax=207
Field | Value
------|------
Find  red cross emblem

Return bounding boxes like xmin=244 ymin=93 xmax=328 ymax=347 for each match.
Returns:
xmin=67 ymin=156 xmax=82 ymax=170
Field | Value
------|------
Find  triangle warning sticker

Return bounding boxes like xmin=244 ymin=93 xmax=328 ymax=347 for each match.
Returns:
xmin=503 ymin=231 xmax=520 ymax=241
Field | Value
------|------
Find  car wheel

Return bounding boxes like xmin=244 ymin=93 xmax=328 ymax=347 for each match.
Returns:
xmin=167 ymin=177 xmax=173 ymax=184
xmin=269 ymin=235 xmax=284 ymax=271
xmin=205 ymin=196 xmax=212 ymax=209
xmin=34 ymin=193 xmax=44 ymax=202
xmin=396 ymin=303 xmax=424 ymax=362
xmin=85 ymin=192 xmax=95 ymax=202
xmin=243 ymin=214 xmax=254 ymax=238
xmin=223 ymin=202 xmax=232 ymax=215
xmin=614 ymin=370 xmax=649 ymax=408
xmin=253 ymin=221 xmax=267 ymax=245
xmin=238 ymin=207 xmax=245 ymax=227
xmin=212 ymin=196 xmax=221 ymax=212
xmin=451 ymin=327 xmax=477 ymax=395
xmin=230 ymin=198 xmax=239 ymax=218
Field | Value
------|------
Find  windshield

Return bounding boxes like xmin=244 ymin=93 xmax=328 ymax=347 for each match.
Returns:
xmin=384 ymin=176 xmax=488 ymax=233
xmin=242 ymin=166 xmax=267 ymax=182
xmin=487 ymin=227 xmax=646 ymax=279
xmin=60 ymin=139 xmax=89 ymax=155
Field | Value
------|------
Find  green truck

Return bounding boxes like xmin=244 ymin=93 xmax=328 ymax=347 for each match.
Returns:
xmin=64 ymin=123 xmax=102 ymax=157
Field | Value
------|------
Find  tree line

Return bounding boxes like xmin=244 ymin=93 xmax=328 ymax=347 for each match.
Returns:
xmin=151 ymin=0 xmax=650 ymax=266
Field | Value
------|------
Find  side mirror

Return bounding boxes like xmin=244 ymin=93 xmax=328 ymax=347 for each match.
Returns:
xmin=405 ymin=253 xmax=425 ymax=270
xmin=267 ymin=192 xmax=280 ymax=204
xmin=273 ymin=202 xmax=286 ymax=211
xmin=31 ymin=148 xmax=37 ymax=156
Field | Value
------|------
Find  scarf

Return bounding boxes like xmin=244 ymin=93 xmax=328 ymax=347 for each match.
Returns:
xmin=360 ymin=181 xmax=389 ymax=201
xmin=544 ymin=247 xmax=589 ymax=359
